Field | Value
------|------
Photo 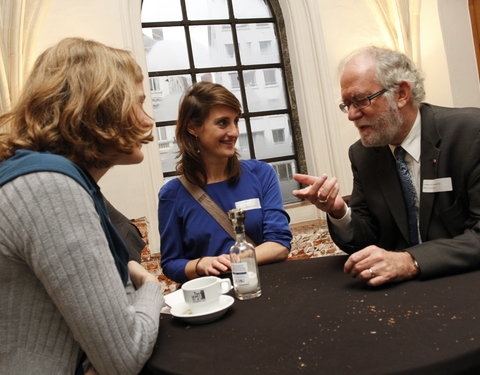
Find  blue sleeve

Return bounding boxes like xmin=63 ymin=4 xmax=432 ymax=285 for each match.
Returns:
xmin=254 ymin=161 xmax=292 ymax=249
xmin=157 ymin=180 xmax=190 ymax=283
xmin=158 ymin=179 xmax=234 ymax=283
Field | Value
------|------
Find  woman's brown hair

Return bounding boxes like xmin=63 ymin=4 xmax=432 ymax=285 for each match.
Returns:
xmin=0 ymin=37 xmax=153 ymax=169
xmin=176 ymin=81 xmax=242 ymax=186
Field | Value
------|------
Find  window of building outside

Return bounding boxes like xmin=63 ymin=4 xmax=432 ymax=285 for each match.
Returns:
xmin=272 ymin=128 xmax=285 ymax=143
xmin=259 ymin=40 xmax=272 ymax=54
xmin=263 ymin=68 xmax=277 ymax=86
xmin=272 ymin=162 xmax=293 ymax=181
xmin=141 ymin=0 xmax=304 ymax=204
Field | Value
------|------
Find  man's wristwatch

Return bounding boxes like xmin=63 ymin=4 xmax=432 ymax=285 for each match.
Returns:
xmin=407 ymin=252 xmax=421 ymax=276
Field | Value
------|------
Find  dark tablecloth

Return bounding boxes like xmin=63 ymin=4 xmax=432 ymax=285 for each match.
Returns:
xmin=143 ymin=255 xmax=480 ymax=375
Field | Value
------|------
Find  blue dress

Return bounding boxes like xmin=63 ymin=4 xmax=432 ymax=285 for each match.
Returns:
xmin=158 ymin=159 xmax=292 ymax=283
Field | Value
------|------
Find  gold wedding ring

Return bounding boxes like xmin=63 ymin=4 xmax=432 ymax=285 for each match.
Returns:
xmin=368 ymin=268 xmax=375 ymax=278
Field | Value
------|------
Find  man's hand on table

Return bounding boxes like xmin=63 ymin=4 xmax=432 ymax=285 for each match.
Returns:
xmin=344 ymin=246 xmax=420 ymax=286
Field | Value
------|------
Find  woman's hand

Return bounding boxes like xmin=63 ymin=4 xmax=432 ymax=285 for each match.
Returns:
xmin=196 ymin=254 xmax=231 ymax=276
xmin=128 ymin=260 xmax=159 ymax=288
xmin=186 ymin=254 xmax=231 ymax=279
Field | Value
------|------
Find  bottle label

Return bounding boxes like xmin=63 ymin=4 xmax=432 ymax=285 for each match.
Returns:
xmin=231 ymin=262 xmax=249 ymax=286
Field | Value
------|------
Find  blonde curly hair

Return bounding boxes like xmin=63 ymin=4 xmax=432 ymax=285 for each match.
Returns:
xmin=0 ymin=37 xmax=153 ymax=168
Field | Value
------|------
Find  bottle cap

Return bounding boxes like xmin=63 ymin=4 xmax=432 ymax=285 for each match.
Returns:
xmin=228 ymin=208 xmax=246 ymax=228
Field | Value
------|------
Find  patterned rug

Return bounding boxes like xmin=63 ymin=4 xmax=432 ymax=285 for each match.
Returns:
xmin=133 ymin=218 xmax=345 ymax=295
xmin=289 ymin=219 xmax=345 ymax=260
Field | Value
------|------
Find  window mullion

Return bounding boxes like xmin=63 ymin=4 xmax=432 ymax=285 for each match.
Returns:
xmin=227 ymin=1 xmax=255 ymax=159
xmin=179 ymin=0 xmax=196 ymax=84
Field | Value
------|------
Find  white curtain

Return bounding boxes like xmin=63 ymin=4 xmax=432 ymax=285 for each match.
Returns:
xmin=0 ymin=0 xmax=52 ymax=114
xmin=371 ymin=0 xmax=421 ymax=66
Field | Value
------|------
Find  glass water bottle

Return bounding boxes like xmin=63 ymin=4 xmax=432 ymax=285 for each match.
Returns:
xmin=228 ymin=208 xmax=262 ymax=300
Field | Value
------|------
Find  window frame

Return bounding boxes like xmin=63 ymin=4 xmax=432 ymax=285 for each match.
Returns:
xmin=141 ymin=0 xmax=306 ymax=201
xmin=470 ymin=0 xmax=480 ymax=78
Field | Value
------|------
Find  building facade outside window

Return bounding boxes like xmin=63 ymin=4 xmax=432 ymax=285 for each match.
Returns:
xmin=141 ymin=0 xmax=305 ymax=204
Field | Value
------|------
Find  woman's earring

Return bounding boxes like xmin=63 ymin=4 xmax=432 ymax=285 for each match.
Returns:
xmin=195 ymin=136 xmax=200 ymax=154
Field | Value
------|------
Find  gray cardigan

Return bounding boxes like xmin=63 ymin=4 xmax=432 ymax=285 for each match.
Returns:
xmin=0 ymin=172 xmax=163 ymax=374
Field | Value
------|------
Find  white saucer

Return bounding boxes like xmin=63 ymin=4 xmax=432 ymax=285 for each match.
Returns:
xmin=170 ymin=295 xmax=234 ymax=324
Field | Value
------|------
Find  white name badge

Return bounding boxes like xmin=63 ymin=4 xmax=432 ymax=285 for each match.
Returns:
xmin=235 ymin=198 xmax=261 ymax=211
xmin=422 ymin=177 xmax=453 ymax=193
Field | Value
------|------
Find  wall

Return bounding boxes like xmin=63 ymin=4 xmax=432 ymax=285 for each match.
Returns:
xmin=437 ymin=0 xmax=480 ymax=107
xmin=35 ymin=0 xmax=164 ymax=252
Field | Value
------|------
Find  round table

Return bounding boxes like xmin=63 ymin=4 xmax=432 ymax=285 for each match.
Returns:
xmin=143 ymin=256 xmax=480 ymax=375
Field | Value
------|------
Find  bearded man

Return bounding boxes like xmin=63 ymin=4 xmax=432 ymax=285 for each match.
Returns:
xmin=293 ymin=46 xmax=480 ymax=286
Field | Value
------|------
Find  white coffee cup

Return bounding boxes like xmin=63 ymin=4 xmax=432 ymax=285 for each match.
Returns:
xmin=182 ymin=276 xmax=232 ymax=314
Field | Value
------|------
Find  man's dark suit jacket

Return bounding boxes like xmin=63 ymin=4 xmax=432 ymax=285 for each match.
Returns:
xmin=329 ymin=103 xmax=480 ymax=279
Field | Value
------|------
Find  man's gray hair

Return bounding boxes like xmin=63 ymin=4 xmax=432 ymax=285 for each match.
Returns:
xmin=341 ymin=46 xmax=425 ymax=106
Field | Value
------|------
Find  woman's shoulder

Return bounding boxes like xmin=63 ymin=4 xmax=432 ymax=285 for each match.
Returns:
xmin=241 ymin=159 xmax=274 ymax=174
xmin=240 ymin=160 xmax=276 ymax=184
xmin=6 ymin=170 xmax=88 ymax=195
xmin=0 ymin=150 xmax=81 ymax=186
xmin=2 ymin=172 xmax=95 ymax=228
xmin=159 ymin=177 xmax=184 ymax=199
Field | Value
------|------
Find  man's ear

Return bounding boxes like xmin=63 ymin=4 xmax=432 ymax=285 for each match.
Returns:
xmin=396 ymin=81 xmax=412 ymax=109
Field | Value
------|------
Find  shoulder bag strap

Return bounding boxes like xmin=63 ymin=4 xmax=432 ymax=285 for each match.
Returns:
xmin=179 ymin=176 xmax=256 ymax=246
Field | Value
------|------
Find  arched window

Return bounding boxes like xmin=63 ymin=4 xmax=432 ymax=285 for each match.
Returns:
xmin=141 ymin=0 xmax=305 ymax=204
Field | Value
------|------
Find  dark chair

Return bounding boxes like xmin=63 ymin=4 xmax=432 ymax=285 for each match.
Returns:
xmin=104 ymin=198 xmax=145 ymax=262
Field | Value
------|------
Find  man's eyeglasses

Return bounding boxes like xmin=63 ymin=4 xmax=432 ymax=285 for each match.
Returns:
xmin=339 ymin=88 xmax=388 ymax=113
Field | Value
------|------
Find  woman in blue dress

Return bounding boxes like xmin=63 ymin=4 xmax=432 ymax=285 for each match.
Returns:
xmin=158 ymin=82 xmax=292 ymax=283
